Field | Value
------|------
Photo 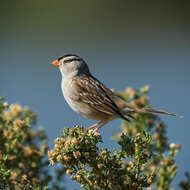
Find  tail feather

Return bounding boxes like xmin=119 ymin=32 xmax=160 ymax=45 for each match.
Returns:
xmin=139 ymin=108 xmax=182 ymax=118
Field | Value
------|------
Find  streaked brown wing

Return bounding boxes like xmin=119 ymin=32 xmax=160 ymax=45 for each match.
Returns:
xmin=72 ymin=75 xmax=130 ymax=121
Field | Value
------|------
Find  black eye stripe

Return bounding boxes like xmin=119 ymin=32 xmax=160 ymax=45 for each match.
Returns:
xmin=64 ymin=58 xmax=83 ymax=63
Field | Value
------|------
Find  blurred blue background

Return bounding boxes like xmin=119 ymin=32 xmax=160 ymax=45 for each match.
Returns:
xmin=0 ymin=1 xmax=189 ymax=189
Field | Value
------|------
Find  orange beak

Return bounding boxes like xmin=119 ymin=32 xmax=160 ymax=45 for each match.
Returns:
xmin=51 ymin=60 xmax=60 ymax=67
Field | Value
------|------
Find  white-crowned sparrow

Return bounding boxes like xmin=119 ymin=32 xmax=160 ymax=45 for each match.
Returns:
xmin=51 ymin=54 xmax=179 ymax=131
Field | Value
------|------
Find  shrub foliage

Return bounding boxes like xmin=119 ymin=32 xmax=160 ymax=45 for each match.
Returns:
xmin=48 ymin=86 xmax=187 ymax=190
xmin=0 ymin=86 xmax=189 ymax=190
xmin=0 ymin=97 xmax=65 ymax=190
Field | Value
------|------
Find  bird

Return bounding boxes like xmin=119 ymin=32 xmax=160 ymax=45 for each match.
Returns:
xmin=51 ymin=54 xmax=180 ymax=132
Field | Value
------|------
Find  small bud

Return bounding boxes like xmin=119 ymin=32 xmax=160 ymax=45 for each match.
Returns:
xmin=71 ymin=137 xmax=78 ymax=144
xmin=136 ymin=133 xmax=141 ymax=138
xmin=48 ymin=150 xmax=54 ymax=157
xmin=153 ymin=133 xmax=160 ymax=140
xmin=54 ymin=144 xmax=60 ymax=150
xmin=63 ymin=155 xmax=71 ymax=162
xmin=129 ymin=161 xmax=134 ymax=167
xmin=23 ymin=146 xmax=33 ymax=157
xmin=131 ymin=100 xmax=140 ymax=107
xmin=142 ymin=85 xmax=150 ymax=93
xmin=57 ymin=155 xmax=62 ymax=161
xmin=76 ymin=175 xmax=82 ymax=183
xmin=14 ymin=125 xmax=20 ymax=131
xmin=66 ymin=169 xmax=73 ymax=175
xmin=88 ymin=129 xmax=94 ymax=135
xmin=10 ymin=171 xmax=18 ymax=180
xmin=13 ymin=118 xmax=25 ymax=128
xmin=175 ymin=144 xmax=181 ymax=150
xmin=73 ymin=151 xmax=81 ymax=159
xmin=170 ymin=143 xmax=176 ymax=149
xmin=9 ymin=104 xmax=22 ymax=117
xmin=21 ymin=174 xmax=28 ymax=184
xmin=97 ymin=163 xmax=103 ymax=169
xmin=141 ymin=164 xmax=146 ymax=171
xmin=147 ymin=177 xmax=153 ymax=184
xmin=171 ymin=164 xmax=177 ymax=171
xmin=3 ymin=102 xmax=8 ymax=108
xmin=3 ymin=111 xmax=12 ymax=122
xmin=69 ymin=128 xmax=75 ymax=134
xmin=135 ymin=146 xmax=140 ymax=152
xmin=3 ymin=130 xmax=9 ymax=137
xmin=126 ymin=87 xmax=136 ymax=97
xmin=101 ymin=149 xmax=108 ymax=155
xmin=140 ymin=96 xmax=148 ymax=104
xmin=54 ymin=137 xmax=64 ymax=144
xmin=70 ymin=175 xmax=75 ymax=180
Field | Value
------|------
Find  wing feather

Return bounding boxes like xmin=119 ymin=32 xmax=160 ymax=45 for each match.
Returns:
xmin=72 ymin=75 xmax=130 ymax=121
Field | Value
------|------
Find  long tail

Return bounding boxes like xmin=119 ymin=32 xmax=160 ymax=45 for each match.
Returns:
xmin=137 ymin=107 xmax=182 ymax=118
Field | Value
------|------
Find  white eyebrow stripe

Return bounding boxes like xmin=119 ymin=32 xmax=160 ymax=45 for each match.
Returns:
xmin=63 ymin=56 xmax=79 ymax=62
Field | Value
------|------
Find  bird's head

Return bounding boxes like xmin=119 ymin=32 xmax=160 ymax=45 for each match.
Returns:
xmin=51 ymin=54 xmax=90 ymax=77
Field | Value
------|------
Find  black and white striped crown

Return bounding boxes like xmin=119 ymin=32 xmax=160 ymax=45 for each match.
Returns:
xmin=58 ymin=54 xmax=84 ymax=64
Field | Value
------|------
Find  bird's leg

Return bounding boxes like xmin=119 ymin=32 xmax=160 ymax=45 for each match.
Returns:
xmin=93 ymin=121 xmax=107 ymax=132
xmin=87 ymin=120 xmax=104 ymax=130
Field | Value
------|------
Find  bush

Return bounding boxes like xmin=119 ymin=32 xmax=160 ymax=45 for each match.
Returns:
xmin=48 ymin=86 xmax=188 ymax=190
xmin=0 ymin=97 xmax=65 ymax=190
xmin=0 ymin=86 xmax=189 ymax=190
